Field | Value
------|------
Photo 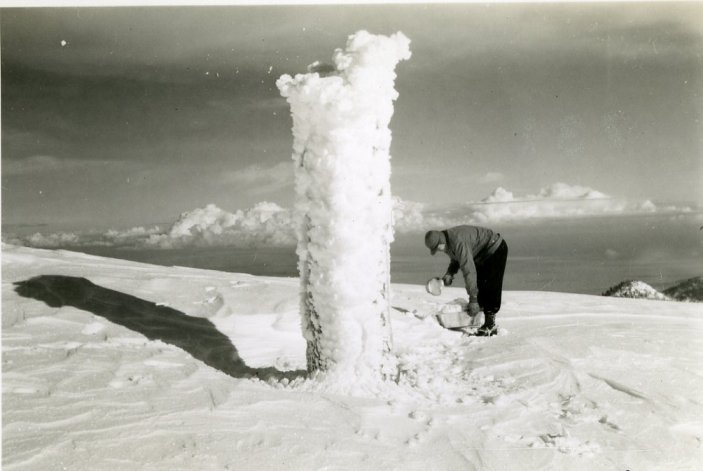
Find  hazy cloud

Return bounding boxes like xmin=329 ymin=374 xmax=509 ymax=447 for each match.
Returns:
xmin=480 ymin=172 xmax=505 ymax=184
xmin=219 ymin=161 xmax=293 ymax=194
xmin=2 ymin=226 xmax=163 ymax=249
xmin=605 ymin=249 xmax=620 ymax=259
xmin=2 ymin=155 xmax=127 ymax=176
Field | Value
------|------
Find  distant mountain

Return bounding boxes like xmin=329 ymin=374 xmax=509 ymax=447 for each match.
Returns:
xmin=602 ymin=280 xmax=670 ymax=300
xmin=663 ymin=276 xmax=703 ymax=302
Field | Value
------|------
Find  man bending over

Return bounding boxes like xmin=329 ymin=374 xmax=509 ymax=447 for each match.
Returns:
xmin=425 ymin=225 xmax=508 ymax=336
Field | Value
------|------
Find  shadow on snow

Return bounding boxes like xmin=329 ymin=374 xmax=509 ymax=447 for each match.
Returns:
xmin=14 ymin=275 xmax=306 ymax=382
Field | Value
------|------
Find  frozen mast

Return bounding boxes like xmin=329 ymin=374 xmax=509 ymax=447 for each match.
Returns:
xmin=277 ymin=31 xmax=411 ymax=382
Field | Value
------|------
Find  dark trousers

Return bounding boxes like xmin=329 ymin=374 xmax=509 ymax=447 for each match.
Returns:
xmin=476 ymin=240 xmax=508 ymax=315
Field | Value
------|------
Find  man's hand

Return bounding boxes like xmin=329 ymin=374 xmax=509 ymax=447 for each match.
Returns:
xmin=467 ymin=301 xmax=481 ymax=317
xmin=442 ymin=274 xmax=454 ymax=286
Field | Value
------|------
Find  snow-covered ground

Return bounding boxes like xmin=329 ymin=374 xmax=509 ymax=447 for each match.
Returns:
xmin=3 ymin=244 xmax=702 ymax=470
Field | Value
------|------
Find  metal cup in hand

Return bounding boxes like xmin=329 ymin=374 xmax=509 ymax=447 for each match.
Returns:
xmin=426 ymin=277 xmax=443 ymax=296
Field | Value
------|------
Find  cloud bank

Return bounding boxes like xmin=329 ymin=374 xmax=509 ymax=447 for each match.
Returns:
xmin=2 ymin=203 xmax=295 ymax=250
xmin=466 ymin=183 xmax=660 ymax=224
xmin=147 ymin=202 xmax=295 ymax=248
xmin=4 ymin=183 xmax=692 ymax=250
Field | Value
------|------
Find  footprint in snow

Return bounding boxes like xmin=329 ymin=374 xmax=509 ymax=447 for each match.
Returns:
xmin=598 ymin=415 xmax=621 ymax=431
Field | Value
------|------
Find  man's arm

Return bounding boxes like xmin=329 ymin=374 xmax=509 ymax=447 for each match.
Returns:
xmin=453 ymin=243 xmax=479 ymax=302
xmin=443 ymin=259 xmax=460 ymax=285
xmin=445 ymin=259 xmax=460 ymax=277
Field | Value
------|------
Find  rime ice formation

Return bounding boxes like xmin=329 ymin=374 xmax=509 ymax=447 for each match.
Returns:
xmin=277 ymin=31 xmax=411 ymax=383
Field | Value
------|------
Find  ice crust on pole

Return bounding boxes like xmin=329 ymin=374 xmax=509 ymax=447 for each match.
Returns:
xmin=277 ymin=31 xmax=411 ymax=385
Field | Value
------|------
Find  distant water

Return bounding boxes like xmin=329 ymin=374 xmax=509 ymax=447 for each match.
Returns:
xmin=37 ymin=213 xmax=702 ymax=296
xmin=395 ymin=214 xmax=703 ymax=294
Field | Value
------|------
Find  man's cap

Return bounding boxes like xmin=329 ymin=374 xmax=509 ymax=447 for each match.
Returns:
xmin=424 ymin=230 xmax=445 ymax=255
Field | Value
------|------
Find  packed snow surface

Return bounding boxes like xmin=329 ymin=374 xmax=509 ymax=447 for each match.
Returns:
xmin=3 ymin=245 xmax=703 ymax=470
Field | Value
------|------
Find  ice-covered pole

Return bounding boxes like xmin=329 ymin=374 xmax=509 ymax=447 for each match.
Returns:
xmin=277 ymin=31 xmax=411 ymax=384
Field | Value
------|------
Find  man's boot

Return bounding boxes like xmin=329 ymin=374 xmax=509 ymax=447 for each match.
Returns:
xmin=476 ymin=311 xmax=498 ymax=336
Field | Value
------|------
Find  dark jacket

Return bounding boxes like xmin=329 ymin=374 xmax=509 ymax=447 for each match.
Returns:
xmin=443 ymin=225 xmax=503 ymax=302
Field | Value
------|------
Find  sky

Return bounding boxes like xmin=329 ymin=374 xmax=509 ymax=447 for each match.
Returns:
xmin=2 ymin=2 xmax=702 ymax=234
